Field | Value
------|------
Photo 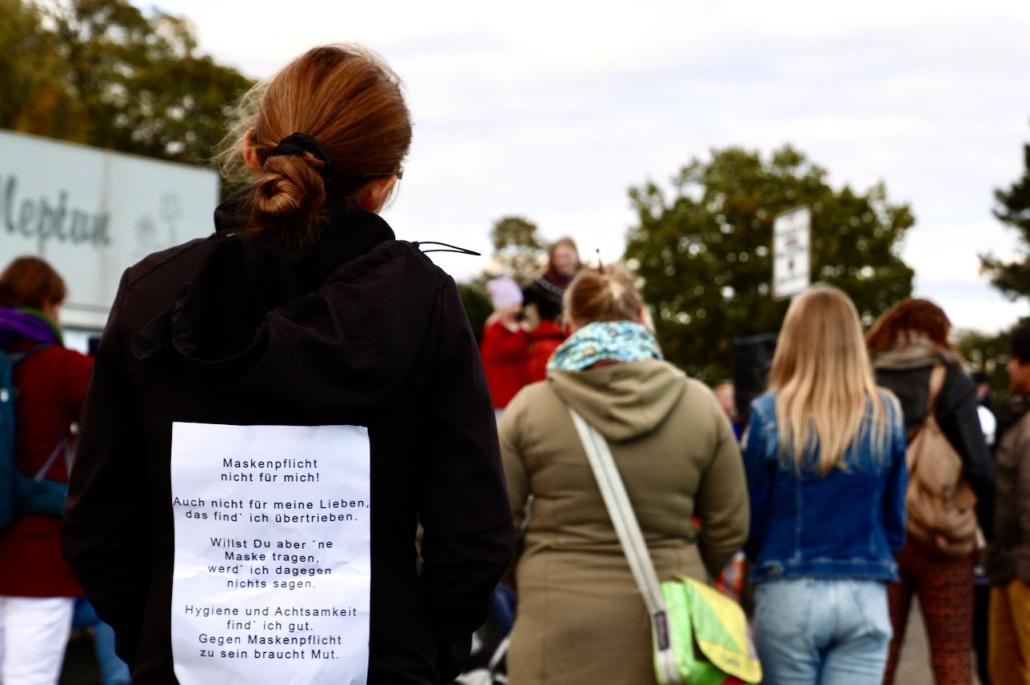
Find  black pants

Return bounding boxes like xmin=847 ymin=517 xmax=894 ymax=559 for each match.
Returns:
xmin=975 ymin=581 xmax=992 ymax=685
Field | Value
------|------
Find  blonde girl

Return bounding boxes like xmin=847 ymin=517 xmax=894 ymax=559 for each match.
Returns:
xmin=743 ymin=285 xmax=907 ymax=685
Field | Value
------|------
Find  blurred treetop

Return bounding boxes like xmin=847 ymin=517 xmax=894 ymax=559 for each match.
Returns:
xmin=981 ymin=127 xmax=1030 ymax=299
xmin=0 ymin=0 xmax=253 ymax=166
xmin=487 ymin=215 xmax=545 ymax=283
xmin=457 ymin=215 xmax=548 ymax=339
xmin=625 ymin=145 xmax=915 ymax=384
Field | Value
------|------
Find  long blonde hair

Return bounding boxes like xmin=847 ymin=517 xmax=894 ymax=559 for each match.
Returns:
xmin=769 ymin=285 xmax=888 ymax=474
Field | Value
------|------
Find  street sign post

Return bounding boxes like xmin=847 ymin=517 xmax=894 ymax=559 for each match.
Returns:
xmin=772 ymin=207 xmax=811 ymax=299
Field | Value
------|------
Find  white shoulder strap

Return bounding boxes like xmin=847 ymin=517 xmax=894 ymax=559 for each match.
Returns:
xmin=567 ymin=408 xmax=682 ymax=685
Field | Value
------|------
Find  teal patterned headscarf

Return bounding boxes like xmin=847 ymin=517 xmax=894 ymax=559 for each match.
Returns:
xmin=547 ymin=321 xmax=663 ymax=372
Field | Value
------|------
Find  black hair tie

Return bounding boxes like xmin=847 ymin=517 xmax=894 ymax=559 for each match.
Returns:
xmin=265 ymin=132 xmax=335 ymax=177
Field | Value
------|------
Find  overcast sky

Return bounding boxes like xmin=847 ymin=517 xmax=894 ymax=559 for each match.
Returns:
xmin=143 ymin=0 xmax=1030 ymax=333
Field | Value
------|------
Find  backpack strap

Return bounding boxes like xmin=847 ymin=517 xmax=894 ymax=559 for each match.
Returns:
xmin=7 ymin=344 xmax=72 ymax=480
xmin=8 ymin=343 xmax=52 ymax=368
xmin=927 ymin=364 xmax=948 ymax=413
xmin=906 ymin=364 xmax=950 ymax=467
xmin=29 ymin=439 xmax=72 ymax=481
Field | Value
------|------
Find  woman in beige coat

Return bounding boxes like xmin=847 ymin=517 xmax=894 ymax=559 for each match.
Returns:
xmin=499 ymin=267 xmax=750 ymax=685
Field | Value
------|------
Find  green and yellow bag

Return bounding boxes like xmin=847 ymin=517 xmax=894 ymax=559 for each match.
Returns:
xmin=659 ymin=576 xmax=761 ymax=684
xmin=568 ymin=408 xmax=761 ymax=685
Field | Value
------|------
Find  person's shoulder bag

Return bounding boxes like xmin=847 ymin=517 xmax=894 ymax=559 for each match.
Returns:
xmin=567 ymin=407 xmax=761 ymax=685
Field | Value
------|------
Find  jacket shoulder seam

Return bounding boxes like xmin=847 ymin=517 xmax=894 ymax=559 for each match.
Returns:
xmin=122 ymin=238 xmax=210 ymax=291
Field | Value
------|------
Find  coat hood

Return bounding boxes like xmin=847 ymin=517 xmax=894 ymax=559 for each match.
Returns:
xmin=547 ymin=359 xmax=687 ymax=442
xmin=132 ymin=196 xmax=446 ymax=409
xmin=0 ymin=307 xmax=62 ymax=348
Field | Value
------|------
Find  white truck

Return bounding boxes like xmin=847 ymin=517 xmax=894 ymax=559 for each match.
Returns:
xmin=0 ymin=130 xmax=218 ymax=349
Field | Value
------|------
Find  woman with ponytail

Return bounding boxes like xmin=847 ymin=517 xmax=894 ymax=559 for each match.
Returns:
xmin=63 ymin=45 xmax=515 ymax=684
xmin=500 ymin=266 xmax=749 ymax=684
xmin=867 ymin=298 xmax=993 ymax=685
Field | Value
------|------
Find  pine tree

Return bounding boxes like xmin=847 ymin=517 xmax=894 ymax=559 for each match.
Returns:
xmin=981 ymin=132 xmax=1030 ymax=299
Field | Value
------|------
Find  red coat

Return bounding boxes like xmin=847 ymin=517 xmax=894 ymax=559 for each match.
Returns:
xmin=0 ymin=344 xmax=93 ymax=597
xmin=480 ymin=318 xmax=530 ymax=408
xmin=526 ymin=320 xmax=566 ymax=384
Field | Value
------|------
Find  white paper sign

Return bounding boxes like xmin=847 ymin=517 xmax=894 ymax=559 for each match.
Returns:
xmin=773 ymin=206 xmax=811 ymax=299
xmin=170 ymin=423 xmax=371 ymax=685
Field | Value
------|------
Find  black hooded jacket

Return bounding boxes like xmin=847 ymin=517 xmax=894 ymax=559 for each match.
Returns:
xmin=62 ymin=201 xmax=516 ymax=684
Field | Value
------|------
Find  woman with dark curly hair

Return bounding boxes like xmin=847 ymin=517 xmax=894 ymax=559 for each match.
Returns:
xmin=868 ymin=297 xmax=994 ymax=685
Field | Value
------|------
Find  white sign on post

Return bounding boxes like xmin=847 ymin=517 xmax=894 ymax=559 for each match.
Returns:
xmin=170 ymin=423 xmax=372 ymax=685
xmin=772 ymin=207 xmax=811 ymax=299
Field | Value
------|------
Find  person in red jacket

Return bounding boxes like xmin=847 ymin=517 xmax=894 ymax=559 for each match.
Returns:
xmin=522 ymin=237 xmax=581 ymax=382
xmin=481 ymin=277 xmax=530 ymax=415
xmin=0 ymin=256 xmax=93 ymax=685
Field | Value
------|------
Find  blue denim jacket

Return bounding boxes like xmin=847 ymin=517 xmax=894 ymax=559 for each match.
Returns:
xmin=743 ymin=391 xmax=907 ymax=584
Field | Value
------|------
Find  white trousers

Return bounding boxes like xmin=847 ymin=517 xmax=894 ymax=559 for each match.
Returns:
xmin=0 ymin=596 xmax=74 ymax=685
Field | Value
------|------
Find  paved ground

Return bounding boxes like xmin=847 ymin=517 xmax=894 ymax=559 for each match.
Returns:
xmin=59 ymin=602 xmax=959 ymax=684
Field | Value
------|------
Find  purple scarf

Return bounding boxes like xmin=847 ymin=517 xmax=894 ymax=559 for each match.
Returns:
xmin=0 ymin=307 xmax=62 ymax=348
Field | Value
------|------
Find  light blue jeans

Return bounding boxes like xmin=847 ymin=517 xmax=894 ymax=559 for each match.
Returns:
xmin=754 ymin=578 xmax=892 ymax=685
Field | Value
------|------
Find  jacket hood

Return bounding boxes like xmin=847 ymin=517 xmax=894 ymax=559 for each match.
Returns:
xmin=133 ymin=196 xmax=445 ymax=409
xmin=547 ymin=359 xmax=686 ymax=441
xmin=0 ymin=307 xmax=62 ymax=348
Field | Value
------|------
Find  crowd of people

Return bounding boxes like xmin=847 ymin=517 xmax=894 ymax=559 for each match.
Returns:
xmin=477 ymin=263 xmax=1024 ymax=684
xmin=1 ymin=41 xmax=1029 ymax=685
xmin=479 ymin=239 xmax=583 ymax=417
xmin=475 ymin=267 xmax=1013 ymax=683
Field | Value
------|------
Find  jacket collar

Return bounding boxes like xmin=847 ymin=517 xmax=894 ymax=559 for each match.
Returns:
xmin=872 ymin=333 xmax=958 ymax=371
xmin=0 ymin=307 xmax=62 ymax=348
xmin=132 ymin=193 xmax=396 ymax=372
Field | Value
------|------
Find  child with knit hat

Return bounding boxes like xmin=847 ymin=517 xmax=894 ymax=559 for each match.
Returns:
xmin=480 ymin=277 xmax=530 ymax=415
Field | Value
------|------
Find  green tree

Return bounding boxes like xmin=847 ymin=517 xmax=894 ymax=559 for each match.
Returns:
xmin=457 ymin=282 xmax=493 ymax=343
xmin=625 ymin=145 xmax=915 ymax=384
xmin=0 ymin=0 xmax=68 ymax=135
xmin=981 ymin=128 xmax=1030 ymax=299
xmin=0 ymin=0 xmax=252 ymax=166
xmin=457 ymin=215 xmax=545 ymax=341
xmin=488 ymin=216 xmax=544 ymax=283
xmin=957 ymin=328 xmax=1014 ymax=401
